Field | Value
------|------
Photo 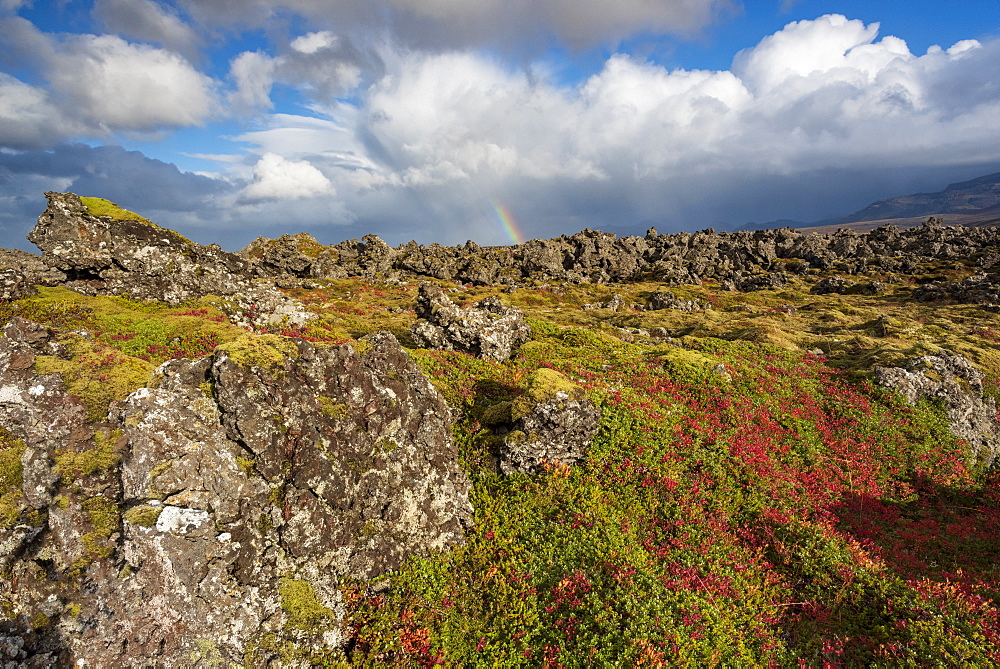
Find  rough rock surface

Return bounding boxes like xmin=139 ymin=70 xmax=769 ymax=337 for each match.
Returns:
xmin=646 ymin=291 xmax=709 ymax=312
xmin=28 ymin=192 xmax=311 ymax=328
xmin=874 ymin=353 xmax=1000 ymax=470
xmin=239 ymin=215 xmax=1000 ymax=289
xmin=482 ymin=369 xmax=601 ymax=475
xmin=0 ymin=319 xmax=471 ymax=666
xmin=0 ymin=268 xmax=36 ymax=301
xmin=913 ymin=273 xmax=1000 ymax=305
xmin=411 ymin=283 xmax=531 ymax=362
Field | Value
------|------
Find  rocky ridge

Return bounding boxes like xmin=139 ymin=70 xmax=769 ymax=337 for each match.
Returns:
xmin=242 ymin=217 xmax=1000 ymax=289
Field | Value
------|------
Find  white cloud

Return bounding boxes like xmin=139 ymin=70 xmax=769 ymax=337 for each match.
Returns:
xmin=0 ymin=18 xmax=217 ymax=136
xmin=228 ymin=50 xmax=276 ymax=111
xmin=0 ymin=73 xmax=82 ymax=148
xmin=92 ymin=0 xmax=201 ymax=60
xmin=49 ymin=34 xmax=216 ymax=130
xmin=291 ymin=30 xmax=338 ymax=55
xmin=242 ymin=152 xmax=334 ymax=201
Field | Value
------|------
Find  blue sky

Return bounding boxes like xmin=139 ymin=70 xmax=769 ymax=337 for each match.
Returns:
xmin=1 ymin=1 xmax=999 ymax=251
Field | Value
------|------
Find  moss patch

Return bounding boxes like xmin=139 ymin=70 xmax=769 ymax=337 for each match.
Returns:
xmin=54 ymin=429 xmax=120 ymax=485
xmin=279 ymin=578 xmax=337 ymax=634
xmin=0 ymin=429 xmax=26 ymax=529
xmin=216 ymin=333 xmax=299 ymax=375
xmin=35 ymin=335 xmax=154 ymax=422
xmin=123 ymin=504 xmax=163 ymax=527
xmin=80 ymin=196 xmax=194 ymax=245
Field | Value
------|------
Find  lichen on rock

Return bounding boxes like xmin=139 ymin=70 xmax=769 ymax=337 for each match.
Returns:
xmin=410 ymin=283 xmax=530 ymax=362
xmin=483 ymin=368 xmax=601 ymax=475
xmin=0 ymin=316 xmax=472 ymax=666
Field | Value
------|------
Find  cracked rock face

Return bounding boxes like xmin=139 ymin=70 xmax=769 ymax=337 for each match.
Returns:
xmin=483 ymin=369 xmax=602 ymax=475
xmin=28 ymin=192 xmax=311 ymax=328
xmin=0 ymin=321 xmax=471 ymax=666
xmin=411 ymin=283 xmax=531 ymax=362
xmin=498 ymin=395 xmax=602 ymax=476
xmin=874 ymin=353 xmax=1000 ymax=470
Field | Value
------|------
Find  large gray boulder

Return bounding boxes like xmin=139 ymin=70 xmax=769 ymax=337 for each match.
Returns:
xmin=411 ymin=283 xmax=531 ymax=362
xmin=28 ymin=192 xmax=311 ymax=328
xmin=0 ymin=321 xmax=472 ymax=666
xmin=874 ymin=352 xmax=1000 ymax=470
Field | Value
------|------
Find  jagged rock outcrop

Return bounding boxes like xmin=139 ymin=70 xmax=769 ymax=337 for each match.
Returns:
xmin=241 ymin=215 xmax=1000 ymax=289
xmin=0 ymin=248 xmax=65 ymax=295
xmin=411 ymin=283 xmax=530 ymax=362
xmin=0 ymin=269 xmax=35 ymax=301
xmin=646 ymin=291 xmax=709 ymax=312
xmin=811 ymin=276 xmax=887 ymax=296
xmin=736 ymin=272 xmax=789 ymax=292
xmin=482 ymin=369 xmax=601 ymax=475
xmin=874 ymin=353 xmax=1000 ymax=470
xmin=28 ymin=192 xmax=311 ymax=328
xmin=912 ymin=273 xmax=1000 ymax=305
xmin=0 ymin=320 xmax=471 ymax=666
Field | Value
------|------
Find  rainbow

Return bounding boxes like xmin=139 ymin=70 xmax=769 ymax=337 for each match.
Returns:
xmin=492 ymin=201 xmax=526 ymax=245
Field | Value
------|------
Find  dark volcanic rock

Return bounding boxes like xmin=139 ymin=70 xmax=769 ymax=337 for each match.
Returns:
xmin=646 ymin=291 xmax=708 ymax=312
xmin=736 ymin=272 xmax=789 ymax=292
xmin=411 ymin=283 xmax=530 ymax=362
xmin=912 ymin=273 xmax=1000 ymax=305
xmin=874 ymin=353 xmax=1000 ymax=470
xmin=483 ymin=368 xmax=601 ymax=475
xmin=239 ymin=210 xmax=1000 ymax=288
xmin=0 ymin=320 xmax=471 ymax=666
xmin=28 ymin=192 xmax=311 ymax=328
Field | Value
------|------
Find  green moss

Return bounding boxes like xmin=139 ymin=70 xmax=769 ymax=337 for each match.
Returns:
xmin=216 ymin=333 xmax=299 ymax=374
xmin=82 ymin=495 xmax=120 ymax=537
xmin=53 ymin=429 xmax=120 ymax=485
xmin=318 ymin=397 xmax=350 ymax=421
xmin=65 ymin=603 xmax=81 ymax=618
xmin=352 ymin=338 xmax=374 ymax=356
xmin=34 ymin=335 xmax=154 ymax=422
xmin=189 ymin=638 xmax=225 ymax=667
xmin=0 ymin=430 xmax=26 ymax=529
xmin=509 ymin=368 xmax=586 ymax=421
xmin=236 ymin=456 xmax=256 ymax=476
xmin=69 ymin=494 xmax=121 ymax=575
xmin=279 ymin=578 xmax=337 ymax=634
xmin=123 ymin=504 xmax=163 ymax=527
xmin=80 ymin=196 xmax=194 ymax=245
xmin=658 ymin=347 xmax=727 ymax=382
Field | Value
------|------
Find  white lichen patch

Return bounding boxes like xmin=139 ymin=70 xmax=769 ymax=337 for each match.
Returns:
xmin=156 ymin=506 xmax=211 ymax=535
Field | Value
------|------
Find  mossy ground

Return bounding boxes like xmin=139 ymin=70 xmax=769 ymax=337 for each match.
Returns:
xmin=4 ymin=255 xmax=1000 ymax=665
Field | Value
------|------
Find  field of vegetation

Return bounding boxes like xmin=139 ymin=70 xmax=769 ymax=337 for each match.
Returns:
xmin=3 ymin=260 xmax=1000 ymax=665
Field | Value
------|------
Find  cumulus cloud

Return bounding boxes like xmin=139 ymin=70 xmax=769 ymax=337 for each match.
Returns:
xmin=225 ymin=13 xmax=997 ymax=242
xmin=0 ymin=17 xmax=216 ymax=139
xmin=92 ymin=0 xmax=202 ymax=61
xmin=0 ymin=73 xmax=82 ymax=149
xmin=226 ymin=29 xmax=375 ymax=112
xmin=344 ymin=15 xmax=1000 ymax=193
xmin=242 ymin=152 xmax=334 ymax=201
xmin=228 ymin=50 xmax=276 ymax=112
xmin=50 ymin=35 xmax=216 ymax=130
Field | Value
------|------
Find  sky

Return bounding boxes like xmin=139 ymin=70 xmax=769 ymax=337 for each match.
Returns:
xmin=1 ymin=1 xmax=1000 ymax=252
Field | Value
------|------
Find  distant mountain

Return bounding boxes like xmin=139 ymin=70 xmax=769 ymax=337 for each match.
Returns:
xmin=838 ymin=171 xmax=1000 ymax=224
xmin=741 ymin=171 xmax=1000 ymax=233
